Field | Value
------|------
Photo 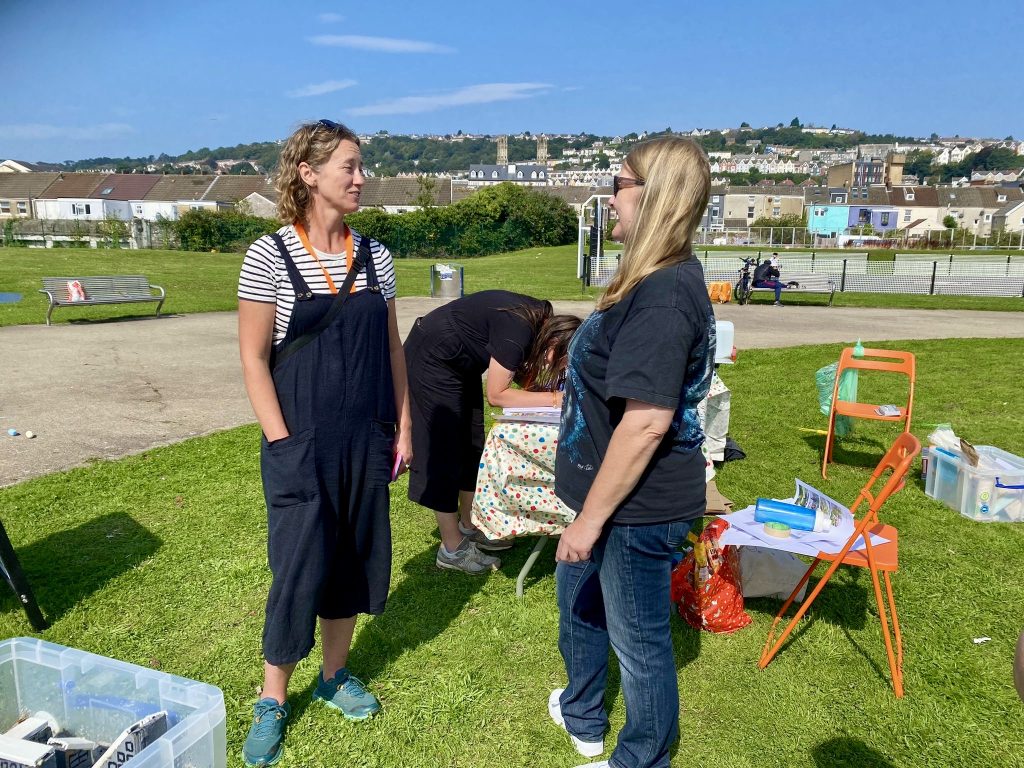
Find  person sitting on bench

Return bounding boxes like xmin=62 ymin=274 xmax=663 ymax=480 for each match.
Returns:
xmin=753 ymin=253 xmax=786 ymax=305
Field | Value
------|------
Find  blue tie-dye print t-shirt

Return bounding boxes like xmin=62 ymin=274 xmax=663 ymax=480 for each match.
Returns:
xmin=555 ymin=257 xmax=716 ymax=524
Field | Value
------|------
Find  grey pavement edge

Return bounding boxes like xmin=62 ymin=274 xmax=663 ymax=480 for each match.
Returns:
xmin=1 ymin=297 xmax=1022 ymax=487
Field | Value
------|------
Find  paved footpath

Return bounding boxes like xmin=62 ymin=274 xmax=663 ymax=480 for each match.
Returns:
xmin=1 ymin=298 xmax=1022 ymax=487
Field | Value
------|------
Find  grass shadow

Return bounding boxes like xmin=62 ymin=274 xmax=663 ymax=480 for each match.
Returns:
xmin=745 ymin=569 xmax=871 ymax=635
xmin=287 ymin=542 xmax=489 ymax=722
xmin=801 ymin=432 xmax=889 ymax=472
xmin=0 ymin=512 xmax=162 ymax=627
xmin=65 ymin=313 xmax=175 ymax=325
xmin=812 ymin=736 xmax=896 ymax=767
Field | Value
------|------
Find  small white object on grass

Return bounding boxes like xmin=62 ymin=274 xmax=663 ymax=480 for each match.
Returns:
xmin=973 ymin=637 xmax=992 ymax=645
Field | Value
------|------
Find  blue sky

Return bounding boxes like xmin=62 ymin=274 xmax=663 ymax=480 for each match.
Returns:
xmin=1 ymin=0 xmax=1020 ymax=163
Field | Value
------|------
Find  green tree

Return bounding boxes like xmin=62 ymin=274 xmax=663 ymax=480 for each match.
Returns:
xmin=594 ymin=153 xmax=611 ymax=170
xmin=942 ymin=215 xmax=957 ymax=230
xmin=904 ymin=150 xmax=934 ymax=180
xmin=790 ymin=117 xmax=801 ymax=128
xmin=415 ymin=175 xmax=438 ymax=209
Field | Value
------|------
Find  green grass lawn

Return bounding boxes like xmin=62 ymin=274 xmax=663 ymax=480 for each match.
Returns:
xmin=1 ymin=337 xmax=1022 ymax=767
xmin=0 ymin=244 xmax=1020 ymax=327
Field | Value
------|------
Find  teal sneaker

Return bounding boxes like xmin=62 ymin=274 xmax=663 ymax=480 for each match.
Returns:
xmin=242 ymin=697 xmax=290 ymax=767
xmin=313 ymin=667 xmax=380 ymax=720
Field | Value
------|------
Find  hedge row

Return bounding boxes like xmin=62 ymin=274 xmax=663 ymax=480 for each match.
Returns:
xmin=170 ymin=183 xmax=578 ymax=256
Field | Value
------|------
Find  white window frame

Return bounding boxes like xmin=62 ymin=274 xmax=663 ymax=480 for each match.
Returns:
xmin=747 ymin=206 xmax=755 ymax=218
xmin=984 ymin=213 xmax=992 ymax=222
xmin=71 ymin=203 xmax=91 ymax=215
xmin=711 ymin=206 xmax=720 ymax=218
xmin=904 ymin=209 xmax=911 ymax=222
xmin=904 ymin=190 xmax=915 ymax=201
xmin=772 ymin=207 xmax=781 ymax=217
xmin=0 ymin=200 xmax=9 ymax=214
xmin=17 ymin=201 xmax=27 ymax=215
xmin=997 ymin=194 xmax=1006 ymax=202
xmin=711 ymin=195 xmax=720 ymax=203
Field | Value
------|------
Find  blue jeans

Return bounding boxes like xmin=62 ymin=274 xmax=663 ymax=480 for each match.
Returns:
xmin=754 ymin=279 xmax=784 ymax=302
xmin=556 ymin=520 xmax=691 ymax=768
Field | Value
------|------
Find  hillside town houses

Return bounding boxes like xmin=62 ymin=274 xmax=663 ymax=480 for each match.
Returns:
xmin=3 ymin=129 xmax=1023 ymax=240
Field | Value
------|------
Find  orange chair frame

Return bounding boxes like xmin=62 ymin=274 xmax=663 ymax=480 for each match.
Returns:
xmin=822 ymin=347 xmax=916 ymax=478
xmin=760 ymin=432 xmax=921 ymax=698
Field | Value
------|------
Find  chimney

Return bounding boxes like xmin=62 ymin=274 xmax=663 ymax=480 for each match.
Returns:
xmin=496 ymin=136 xmax=508 ymax=165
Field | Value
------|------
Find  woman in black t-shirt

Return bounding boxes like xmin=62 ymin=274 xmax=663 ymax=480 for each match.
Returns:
xmin=404 ymin=290 xmax=580 ymax=574
xmin=550 ymin=138 xmax=714 ymax=768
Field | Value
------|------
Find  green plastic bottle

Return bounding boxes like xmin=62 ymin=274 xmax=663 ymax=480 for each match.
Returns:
xmin=853 ymin=339 xmax=865 ymax=357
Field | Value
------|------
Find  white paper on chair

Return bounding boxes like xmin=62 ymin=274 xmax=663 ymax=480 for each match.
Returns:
xmin=719 ymin=479 xmax=888 ymax=556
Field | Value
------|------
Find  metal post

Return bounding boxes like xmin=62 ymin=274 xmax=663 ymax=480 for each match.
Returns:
xmin=930 ymin=261 xmax=937 ymax=295
xmin=840 ymin=259 xmax=848 ymax=292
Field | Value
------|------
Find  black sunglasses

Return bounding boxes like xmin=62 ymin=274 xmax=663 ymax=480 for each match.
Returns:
xmin=612 ymin=175 xmax=645 ymax=196
xmin=317 ymin=119 xmax=344 ymax=131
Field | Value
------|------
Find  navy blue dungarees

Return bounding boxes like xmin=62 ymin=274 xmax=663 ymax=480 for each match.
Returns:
xmin=260 ymin=235 xmax=396 ymax=667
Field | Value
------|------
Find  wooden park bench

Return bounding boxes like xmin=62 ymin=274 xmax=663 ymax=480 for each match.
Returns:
xmin=749 ymin=273 xmax=837 ymax=306
xmin=40 ymin=275 xmax=166 ymax=326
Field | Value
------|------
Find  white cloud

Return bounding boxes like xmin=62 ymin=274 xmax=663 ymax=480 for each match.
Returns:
xmin=309 ymin=35 xmax=455 ymax=54
xmin=0 ymin=123 xmax=135 ymax=141
xmin=318 ymin=12 xmax=344 ymax=22
xmin=349 ymin=83 xmax=552 ymax=116
xmin=287 ymin=79 xmax=358 ymax=98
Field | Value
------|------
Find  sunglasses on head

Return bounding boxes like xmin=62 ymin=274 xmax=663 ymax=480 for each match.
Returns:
xmin=612 ymin=175 xmax=645 ymax=196
xmin=317 ymin=119 xmax=344 ymax=131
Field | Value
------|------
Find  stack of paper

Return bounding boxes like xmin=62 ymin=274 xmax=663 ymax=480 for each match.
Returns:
xmin=494 ymin=406 xmax=562 ymax=424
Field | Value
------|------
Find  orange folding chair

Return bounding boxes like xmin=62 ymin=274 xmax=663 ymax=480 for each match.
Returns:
xmin=760 ymin=432 xmax=921 ymax=697
xmin=822 ymin=347 xmax=916 ymax=478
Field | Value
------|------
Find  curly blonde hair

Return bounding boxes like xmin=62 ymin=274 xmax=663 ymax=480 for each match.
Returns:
xmin=274 ymin=120 xmax=360 ymax=224
xmin=598 ymin=137 xmax=710 ymax=310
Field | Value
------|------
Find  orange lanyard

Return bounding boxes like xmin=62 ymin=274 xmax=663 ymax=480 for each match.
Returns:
xmin=293 ymin=221 xmax=355 ymax=295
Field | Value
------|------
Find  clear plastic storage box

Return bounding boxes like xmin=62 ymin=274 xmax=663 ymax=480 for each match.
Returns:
xmin=0 ymin=637 xmax=226 ymax=768
xmin=957 ymin=446 xmax=1024 ymax=523
xmin=924 ymin=446 xmax=963 ymax=510
xmin=924 ymin=445 xmax=1024 ymax=523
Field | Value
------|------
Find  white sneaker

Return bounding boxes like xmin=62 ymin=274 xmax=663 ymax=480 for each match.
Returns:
xmin=572 ymin=762 xmax=610 ymax=768
xmin=548 ymin=688 xmax=604 ymax=758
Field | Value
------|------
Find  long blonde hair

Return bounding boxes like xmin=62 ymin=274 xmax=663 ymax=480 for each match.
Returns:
xmin=597 ymin=137 xmax=710 ymax=310
xmin=274 ymin=120 xmax=360 ymax=224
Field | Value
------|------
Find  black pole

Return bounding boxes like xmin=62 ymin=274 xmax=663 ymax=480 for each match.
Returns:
xmin=0 ymin=520 xmax=48 ymax=631
xmin=840 ymin=258 xmax=848 ymax=292
xmin=930 ymin=261 xmax=938 ymax=295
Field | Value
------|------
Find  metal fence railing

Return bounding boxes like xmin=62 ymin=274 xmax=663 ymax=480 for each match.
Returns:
xmin=693 ymin=227 xmax=1024 ymax=250
xmin=698 ymin=252 xmax=1024 ymax=298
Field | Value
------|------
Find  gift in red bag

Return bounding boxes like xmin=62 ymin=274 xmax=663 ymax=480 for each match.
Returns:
xmin=670 ymin=517 xmax=751 ymax=633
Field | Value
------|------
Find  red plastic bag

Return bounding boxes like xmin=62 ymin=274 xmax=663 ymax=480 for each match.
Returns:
xmin=671 ymin=517 xmax=751 ymax=634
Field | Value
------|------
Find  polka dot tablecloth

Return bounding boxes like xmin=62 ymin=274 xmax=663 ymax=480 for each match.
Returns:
xmin=470 ymin=421 xmax=717 ymax=542
xmin=471 ymin=422 xmax=576 ymax=541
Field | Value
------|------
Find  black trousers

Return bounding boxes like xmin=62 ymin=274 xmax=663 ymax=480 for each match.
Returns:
xmin=404 ymin=317 xmax=485 ymax=514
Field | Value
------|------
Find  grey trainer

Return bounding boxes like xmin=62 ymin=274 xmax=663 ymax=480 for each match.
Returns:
xmin=458 ymin=522 xmax=513 ymax=551
xmin=436 ymin=539 xmax=501 ymax=574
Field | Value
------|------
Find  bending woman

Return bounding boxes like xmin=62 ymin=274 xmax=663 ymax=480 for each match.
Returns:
xmin=551 ymin=137 xmax=715 ymax=768
xmin=404 ymin=290 xmax=580 ymax=574
xmin=237 ymin=120 xmax=411 ymax=766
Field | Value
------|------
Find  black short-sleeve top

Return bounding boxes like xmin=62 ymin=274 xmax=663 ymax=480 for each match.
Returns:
xmin=555 ymin=257 xmax=716 ymax=525
xmin=439 ymin=290 xmax=548 ymax=375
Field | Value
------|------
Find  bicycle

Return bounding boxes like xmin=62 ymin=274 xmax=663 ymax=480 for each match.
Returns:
xmin=733 ymin=257 xmax=757 ymax=305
